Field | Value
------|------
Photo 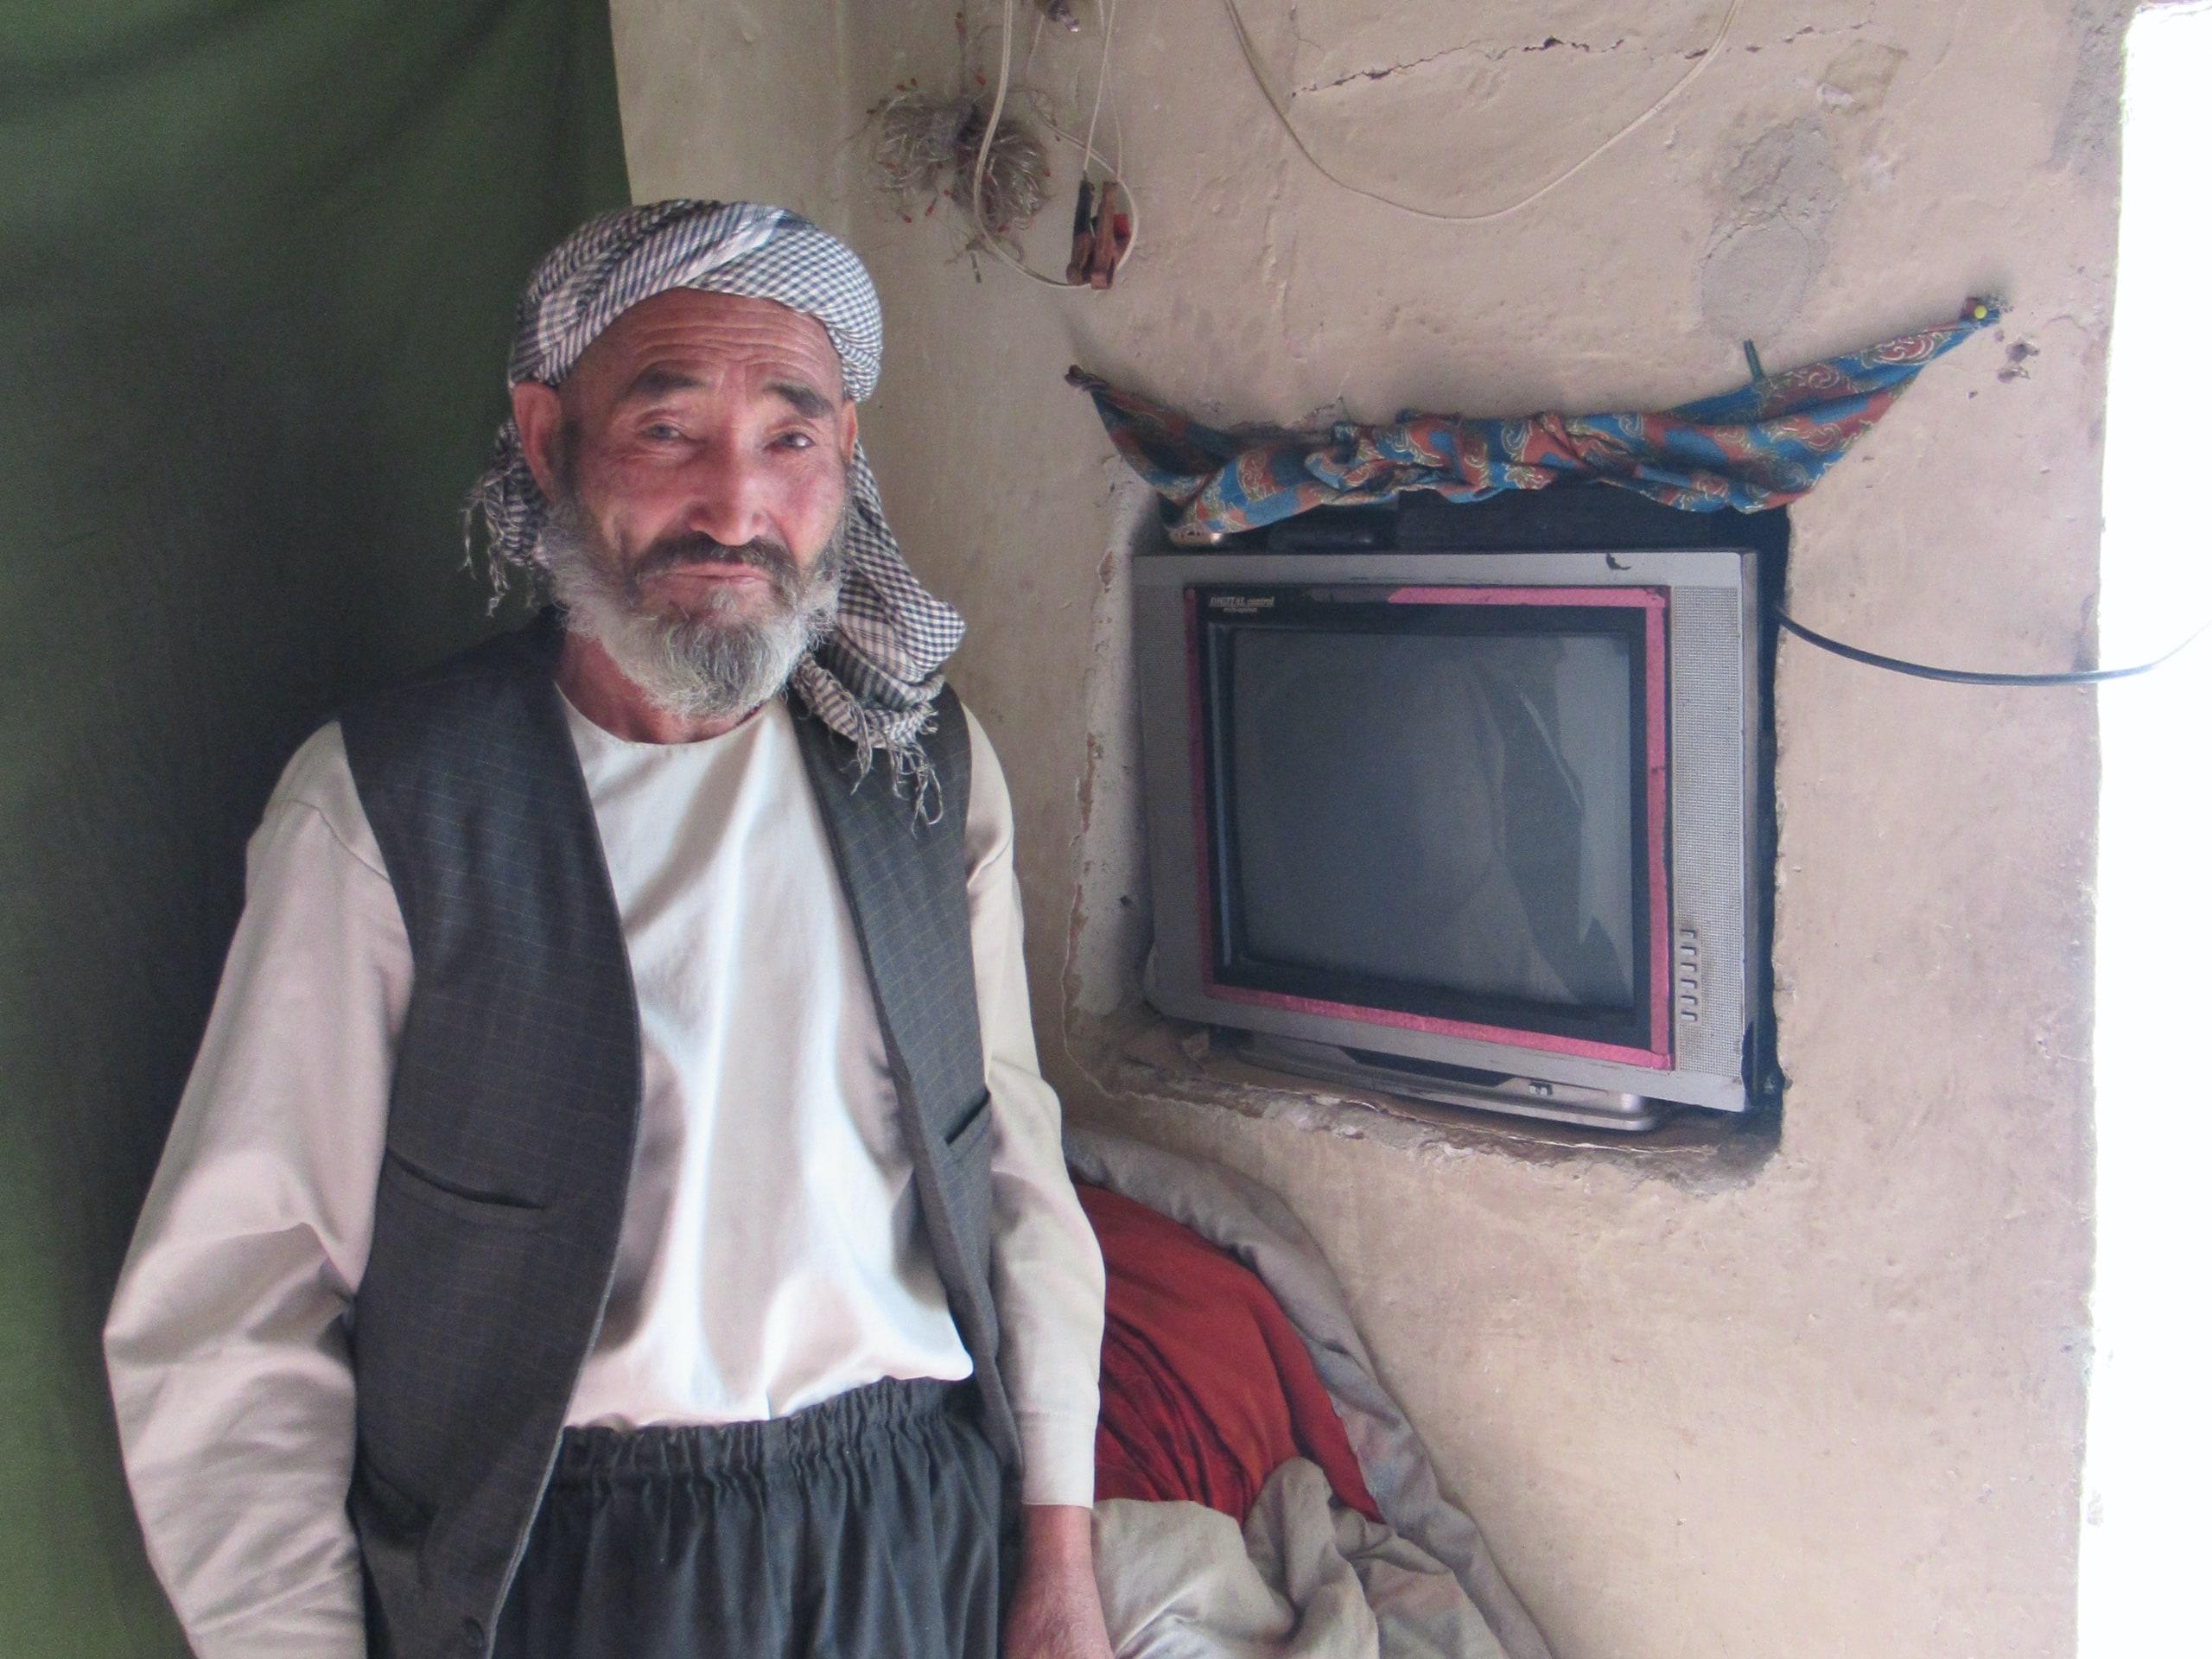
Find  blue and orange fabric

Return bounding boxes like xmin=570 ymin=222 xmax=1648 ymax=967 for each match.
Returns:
xmin=1069 ymin=300 xmax=2000 ymax=541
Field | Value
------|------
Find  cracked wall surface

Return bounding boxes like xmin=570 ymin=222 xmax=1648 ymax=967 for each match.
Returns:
xmin=613 ymin=2 xmax=2126 ymax=1654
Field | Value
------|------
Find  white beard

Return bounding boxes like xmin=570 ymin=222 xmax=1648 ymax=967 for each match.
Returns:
xmin=536 ymin=496 xmax=844 ymax=723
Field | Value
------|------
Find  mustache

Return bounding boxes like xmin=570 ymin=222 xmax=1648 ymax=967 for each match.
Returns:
xmin=632 ymin=533 xmax=804 ymax=587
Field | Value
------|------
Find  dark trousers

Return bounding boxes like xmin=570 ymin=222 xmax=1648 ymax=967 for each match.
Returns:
xmin=493 ymin=1379 xmax=1008 ymax=1659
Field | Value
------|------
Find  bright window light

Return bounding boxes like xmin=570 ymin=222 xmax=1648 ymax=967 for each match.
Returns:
xmin=2079 ymin=4 xmax=2212 ymax=1653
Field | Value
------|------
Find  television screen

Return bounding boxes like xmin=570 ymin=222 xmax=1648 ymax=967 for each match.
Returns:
xmin=1196 ymin=588 xmax=1664 ymax=1055
xmin=1229 ymin=627 xmax=1637 ymax=1007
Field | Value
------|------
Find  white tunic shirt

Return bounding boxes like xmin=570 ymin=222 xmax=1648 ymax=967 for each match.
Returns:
xmin=104 ymin=693 xmax=1105 ymax=1659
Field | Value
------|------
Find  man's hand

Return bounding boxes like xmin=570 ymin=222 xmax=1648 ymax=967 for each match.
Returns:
xmin=1003 ymin=1503 xmax=1113 ymax=1659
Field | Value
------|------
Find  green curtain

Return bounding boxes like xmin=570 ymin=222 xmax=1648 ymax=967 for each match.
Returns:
xmin=0 ymin=4 xmax=629 ymax=1650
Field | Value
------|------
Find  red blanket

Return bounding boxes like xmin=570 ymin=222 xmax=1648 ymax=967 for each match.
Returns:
xmin=1081 ymin=1182 xmax=1382 ymax=1524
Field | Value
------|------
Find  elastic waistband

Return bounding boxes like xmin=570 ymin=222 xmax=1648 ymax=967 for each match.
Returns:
xmin=549 ymin=1378 xmax=975 ymax=1483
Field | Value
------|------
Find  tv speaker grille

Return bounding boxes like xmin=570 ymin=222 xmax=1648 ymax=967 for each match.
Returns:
xmin=1669 ymin=588 xmax=1746 ymax=1077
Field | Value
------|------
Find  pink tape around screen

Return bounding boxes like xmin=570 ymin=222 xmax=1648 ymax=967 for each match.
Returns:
xmin=1199 ymin=981 xmax=1670 ymax=1068
xmin=1190 ymin=583 xmax=1674 ymax=1072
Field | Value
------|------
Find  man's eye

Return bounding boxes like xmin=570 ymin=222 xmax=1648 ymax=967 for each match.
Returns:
xmin=776 ymin=431 xmax=816 ymax=451
xmin=643 ymin=423 xmax=684 ymax=442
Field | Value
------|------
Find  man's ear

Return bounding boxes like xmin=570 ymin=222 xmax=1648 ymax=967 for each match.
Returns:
xmin=512 ymin=382 xmax=567 ymax=500
xmin=838 ymin=399 xmax=859 ymax=467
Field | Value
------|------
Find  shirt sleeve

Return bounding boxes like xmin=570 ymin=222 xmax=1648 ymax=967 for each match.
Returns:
xmin=105 ymin=723 xmax=407 ymax=1659
xmin=962 ymin=709 xmax=1108 ymax=1509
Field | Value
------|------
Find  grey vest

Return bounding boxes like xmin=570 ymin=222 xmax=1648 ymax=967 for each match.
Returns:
xmin=338 ymin=615 xmax=1013 ymax=1659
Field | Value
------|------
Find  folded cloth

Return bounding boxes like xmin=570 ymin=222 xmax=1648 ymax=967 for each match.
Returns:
xmin=1081 ymin=1183 xmax=1381 ymax=1524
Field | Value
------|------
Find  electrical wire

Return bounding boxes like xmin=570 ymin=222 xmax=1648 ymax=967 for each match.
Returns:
xmin=1776 ymin=609 xmax=2211 ymax=687
xmin=1217 ymin=0 xmax=1744 ymax=223
xmin=1025 ymin=2 xmax=1048 ymax=75
xmin=1079 ymin=0 xmax=1112 ymax=170
xmin=972 ymin=0 xmax=1141 ymax=289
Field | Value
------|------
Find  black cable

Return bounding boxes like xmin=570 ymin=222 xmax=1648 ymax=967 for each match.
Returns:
xmin=1775 ymin=609 xmax=2210 ymax=687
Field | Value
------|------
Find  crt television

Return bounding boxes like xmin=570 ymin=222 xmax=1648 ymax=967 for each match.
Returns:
xmin=1134 ymin=537 xmax=1770 ymax=1132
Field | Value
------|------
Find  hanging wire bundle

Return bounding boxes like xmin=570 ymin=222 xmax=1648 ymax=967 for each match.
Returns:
xmin=869 ymin=83 xmax=1053 ymax=251
xmin=869 ymin=0 xmax=1140 ymax=290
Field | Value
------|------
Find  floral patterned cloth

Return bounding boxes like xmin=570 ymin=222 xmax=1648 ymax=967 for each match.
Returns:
xmin=1070 ymin=300 xmax=2000 ymax=542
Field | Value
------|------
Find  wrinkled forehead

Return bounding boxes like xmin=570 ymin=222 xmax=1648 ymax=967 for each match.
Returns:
xmin=562 ymin=289 xmax=849 ymax=406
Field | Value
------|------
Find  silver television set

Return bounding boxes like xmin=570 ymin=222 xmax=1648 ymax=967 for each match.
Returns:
xmin=1134 ymin=540 xmax=1770 ymax=1132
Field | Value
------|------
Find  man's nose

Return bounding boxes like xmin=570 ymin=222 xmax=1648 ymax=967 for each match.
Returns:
xmin=684 ymin=440 xmax=776 ymax=548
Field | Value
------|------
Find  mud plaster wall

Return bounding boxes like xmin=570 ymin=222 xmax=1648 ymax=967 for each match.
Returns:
xmin=613 ymin=3 xmax=2127 ymax=1653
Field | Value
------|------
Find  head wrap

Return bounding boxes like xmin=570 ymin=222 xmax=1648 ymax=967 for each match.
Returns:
xmin=465 ymin=200 xmax=965 ymax=781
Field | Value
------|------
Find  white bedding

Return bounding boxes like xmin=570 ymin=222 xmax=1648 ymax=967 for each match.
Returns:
xmin=1068 ymin=1128 xmax=1554 ymax=1659
xmin=1096 ymin=1459 xmax=1510 ymax=1659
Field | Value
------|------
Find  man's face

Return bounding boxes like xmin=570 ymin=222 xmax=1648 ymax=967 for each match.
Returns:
xmin=512 ymin=289 xmax=860 ymax=718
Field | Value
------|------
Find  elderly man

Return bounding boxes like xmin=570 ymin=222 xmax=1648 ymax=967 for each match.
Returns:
xmin=105 ymin=202 xmax=1111 ymax=1659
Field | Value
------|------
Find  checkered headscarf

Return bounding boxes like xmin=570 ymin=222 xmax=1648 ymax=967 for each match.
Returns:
xmin=465 ymin=200 xmax=965 ymax=779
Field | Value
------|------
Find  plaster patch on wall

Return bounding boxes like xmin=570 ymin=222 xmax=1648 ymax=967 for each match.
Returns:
xmin=1700 ymin=218 xmax=1819 ymax=341
xmin=1699 ymin=116 xmax=1843 ymax=340
xmin=1725 ymin=116 xmax=1845 ymax=219
xmin=1817 ymin=39 xmax=1908 ymax=114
